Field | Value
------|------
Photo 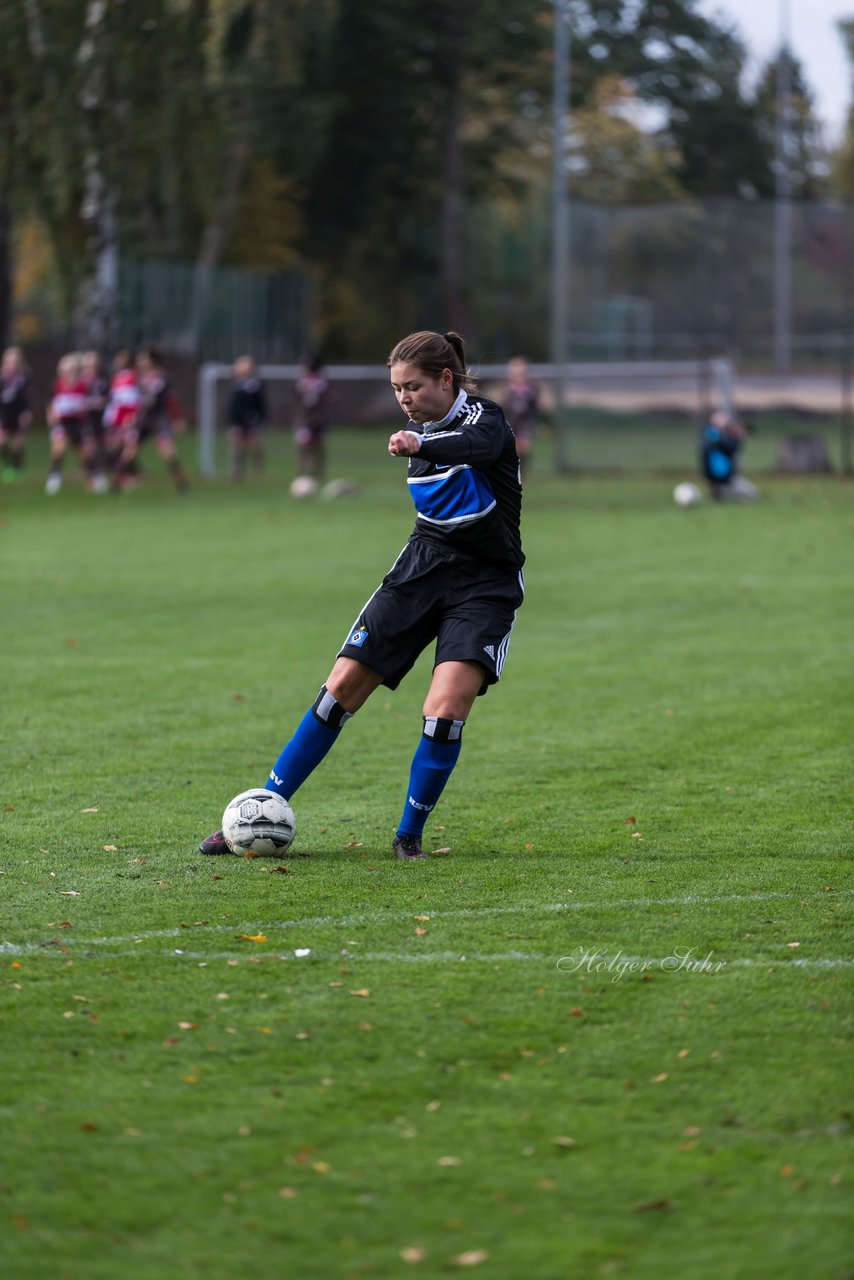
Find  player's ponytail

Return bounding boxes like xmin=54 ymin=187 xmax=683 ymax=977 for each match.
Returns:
xmin=387 ymin=330 xmax=478 ymax=392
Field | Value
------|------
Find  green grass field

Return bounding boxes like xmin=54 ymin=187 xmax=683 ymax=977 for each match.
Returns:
xmin=2 ymin=429 xmax=852 ymax=1280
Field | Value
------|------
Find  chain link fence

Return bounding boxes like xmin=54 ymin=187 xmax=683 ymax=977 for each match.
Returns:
xmin=466 ymin=197 xmax=854 ymax=366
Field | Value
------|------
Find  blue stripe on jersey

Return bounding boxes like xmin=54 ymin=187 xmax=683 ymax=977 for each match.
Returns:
xmin=407 ymin=465 xmax=496 ymax=527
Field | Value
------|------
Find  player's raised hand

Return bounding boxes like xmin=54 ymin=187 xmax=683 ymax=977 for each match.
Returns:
xmin=388 ymin=430 xmax=421 ymax=457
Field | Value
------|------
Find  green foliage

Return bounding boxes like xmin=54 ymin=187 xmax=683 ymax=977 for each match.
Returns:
xmin=1 ymin=446 xmax=852 ymax=1278
xmin=754 ymin=50 xmax=829 ymax=199
xmin=4 ymin=1 xmax=850 ymax=349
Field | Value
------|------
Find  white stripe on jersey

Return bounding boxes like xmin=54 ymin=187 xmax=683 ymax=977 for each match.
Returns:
xmin=407 ymin=464 xmax=471 ymax=486
xmin=420 ymin=429 xmax=465 ymax=442
xmin=415 ymin=500 xmax=497 ymax=528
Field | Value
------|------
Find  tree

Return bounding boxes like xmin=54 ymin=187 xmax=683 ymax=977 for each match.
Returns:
xmin=754 ymin=48 xmax=828 ymax=199
xmin=831 ymin=19 xmax=854 ymax=196
xmin=567 ymin=75 xmax=686 ymax=204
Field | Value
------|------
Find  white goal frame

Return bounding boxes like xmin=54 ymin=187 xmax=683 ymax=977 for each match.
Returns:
xmin=196 ymin=358 xmax=734 ymax=478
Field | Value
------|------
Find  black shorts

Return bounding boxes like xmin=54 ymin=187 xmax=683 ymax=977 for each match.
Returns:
xmin=337 ymin=537 xmax=524 ymax=695
xmin=51 ymin=420 xmax=92 ymax=448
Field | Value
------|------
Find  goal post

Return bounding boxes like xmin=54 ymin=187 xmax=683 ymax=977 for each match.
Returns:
xmin=196 ymin=357 xmax=735 ymax=477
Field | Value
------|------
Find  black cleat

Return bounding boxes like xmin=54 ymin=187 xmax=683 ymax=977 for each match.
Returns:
xmin=392 ymin=834 xmax=428 ymax=861
xmin=199 ymin=828 xmax=233 ymax=856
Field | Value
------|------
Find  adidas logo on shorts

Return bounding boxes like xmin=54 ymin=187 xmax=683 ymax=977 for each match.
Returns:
xmin=483 ymin=644 xmax=495 ymax=660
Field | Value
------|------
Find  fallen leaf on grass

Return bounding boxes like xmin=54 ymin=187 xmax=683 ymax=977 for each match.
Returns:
xmin=651 ymin=1073 xmax=668 ymax=1083
xmin=633 ymin=1198 xmax=673 ymax=1213
xmin=780 ymin=1164 xmax=796 ymax=1177
xmin=103 ymin=845 xmax=118 ymax=852
xmin=437 ymin=1156 xmax=461 ymax=1167
xmin=178 ymin=1021 xmax=198 ymax=1031
xmin=415 ymin=928 xmax=427 ymax=936
xmin=430 ymin=847 xmax=452 ymax=856
xmin=312 ymin=1161 xmax=331 ymax=1174
xmin=59 ymin=891 xmax=80 ymax=897
xmin=279 ymin=1187 xmax=298 ymax=1199
xmin=349 ymin=988 xmax=370 ymax=998
xmin=400 ymin=1247 xmax=426 ymax=1263
xmin=551 ymin=1136 xmax=576 ymax=1149
xmin=238 ymin=933 xmax=267 ymax=943
xmin=80 ymin=807 xmax=98 ymax=813
xmin=414 ymin=915 xmax=431 ymax=922
xmin=453 ymin=1251 xmax=489 ymax=1266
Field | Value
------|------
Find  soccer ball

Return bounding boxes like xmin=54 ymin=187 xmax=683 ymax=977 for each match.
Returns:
xmin=321 ymin=477 xmax=361 ymax=500
xmin=290 ymin=475 xmax=319 ymax=500
xmin=673 ymin=481 xmax=702 ymax=508
xmin=221 ymin=788 xmax=296 ymax=857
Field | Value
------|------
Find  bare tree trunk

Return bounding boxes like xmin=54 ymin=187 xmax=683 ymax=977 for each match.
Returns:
xmin=75 ymin=0 xmax=119 ymax=350
xmin=187 ymin=137 xmax=251 ymax=354
xmin=438 ymin=2 xmax=474 ymax=340
xmin=440 ymin=96 xmax=473 ymax=337
xmin=198 ymin=138 xmax=251 ymax=269
xmin=0 ymin=198 xmax=11 ymax=349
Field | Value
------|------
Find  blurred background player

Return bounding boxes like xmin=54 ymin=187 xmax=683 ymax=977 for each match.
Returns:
xmin=700 ymin=409 xmax=759 ymax=502
xmin=115 ymin=345 xmax=189 ymax=491
xmin=227 ymin=355 xmax=268 ymax=480
xmin=0 ymin=346 xmax=32 ymax=483
xmin=293 ymin=352 xmax=330 ymax=481
xmin=81 ymin=350 xmax=110 ymax=487
xmin=45 ymin=352 xmax=106 ymax=495
xmin=102 ymin=349 xmax=140 ymax=480
xmin=503 ymin=356 xmax=539 ymax=481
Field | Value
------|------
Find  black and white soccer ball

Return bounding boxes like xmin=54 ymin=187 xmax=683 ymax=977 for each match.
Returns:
xmin=222 ymin=788 xmax=296 ymax=857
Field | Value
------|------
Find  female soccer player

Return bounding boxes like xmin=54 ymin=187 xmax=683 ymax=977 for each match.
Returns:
xmin=45 ymin=353 xmax=102 ymax=495
xmin=227 ymin=355 xmax=268 ymax=481
xmin=0 ymin=346 xmax=32 ymax=482
xmin=199 ymin=330 xmax=524 ymax=860
xmin=114 ymin=346 xmax=189 ymax=491
xmin=293 ymin=353 xmax=331 ymax=481
xmin=504 ymin=356 xmax=539 ymax=482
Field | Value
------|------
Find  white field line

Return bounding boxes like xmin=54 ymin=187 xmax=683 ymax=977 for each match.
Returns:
xmin=1 ymin=942 xmax=852 ymax=971
xmin=1 ymin=890 xmax=850 ymax=962
xmin=2 ymin=888 xmax=850 ymax=958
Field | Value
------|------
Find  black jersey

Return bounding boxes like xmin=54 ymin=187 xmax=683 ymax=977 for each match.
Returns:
xmin=405 ymin=390 xmax=524 ymax=570
xmin=0 ymin=374 xmax=31 ymax=432
xmin=229 ymin=376 xmax=267 ymax=429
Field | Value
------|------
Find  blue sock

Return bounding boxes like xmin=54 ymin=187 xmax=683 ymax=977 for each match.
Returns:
xmin=265 ymin=686 xmax=353 ymax=800
xmin=396 ymin=717 xmax=464 ymax=839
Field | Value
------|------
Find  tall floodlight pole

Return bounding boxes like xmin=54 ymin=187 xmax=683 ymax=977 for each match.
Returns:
xmin=774 ymin=0 xmax=792 ymax=372
xmin=551 ymin=1 xmax=571 ymax=471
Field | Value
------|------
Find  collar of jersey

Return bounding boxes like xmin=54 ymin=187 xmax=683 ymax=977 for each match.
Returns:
xmin=416 ymin=388 xmax=468 ymax=435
